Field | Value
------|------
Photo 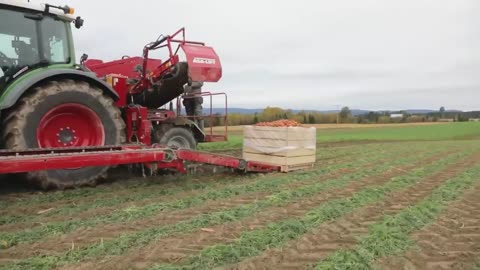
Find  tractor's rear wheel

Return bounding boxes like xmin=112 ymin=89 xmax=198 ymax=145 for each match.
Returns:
xmin=1 ymin=79 xmax=125 ymax=189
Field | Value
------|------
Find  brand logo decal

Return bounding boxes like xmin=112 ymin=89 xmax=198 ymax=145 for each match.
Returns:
xmin=193 ymin=58 xmax=216 ymax=65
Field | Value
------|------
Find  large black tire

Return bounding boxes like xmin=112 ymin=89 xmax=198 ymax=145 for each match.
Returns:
xmin=1 ymin=79 xmax=125 ymax=189
xmin=158 ymin=127 xmax=196 ymax=150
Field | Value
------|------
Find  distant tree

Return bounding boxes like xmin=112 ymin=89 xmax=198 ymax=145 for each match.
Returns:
xmin=308 ymin=114 xmax=316 ymax=124
xmin=212 ymin=113 xmax=222 ymax=126
xmin=253 ymin=112 xmax=259 ymax=124
xmin=457 ymin=113 xmax=469 ymax=122
xmin=366 ymin=111 xmax=379 ymax=123
xmin=259 ymin=107 xmax=285 ymax=122
xmin=339 ymin=106 xmax=352 ymax=123
xmin=377 ymin=116 xmax=391 ymax=123
xmin=440 ymin=106 xmax=446 ymax=118
xmin=357 ymin=116 xmax=365 ymax=124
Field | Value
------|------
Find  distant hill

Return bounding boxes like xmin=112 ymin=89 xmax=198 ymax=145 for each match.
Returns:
xmin=383 ymin=109 xmax=462 ymax=115
xmin=203 ymin=108 xmax=372 ymax=116
xmin=202 ymin=108 xmax=463 ymax=116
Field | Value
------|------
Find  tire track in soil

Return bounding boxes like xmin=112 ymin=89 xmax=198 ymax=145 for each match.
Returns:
xmin=0 ymin=145 xmax=367 ymax=229
xmin=60 ymin=150 xmax=452 ymax=270
xmin=224 ymin=152 xmax=480 ymax=270
xmin=374 ymin=175 xmax=480 ymax=270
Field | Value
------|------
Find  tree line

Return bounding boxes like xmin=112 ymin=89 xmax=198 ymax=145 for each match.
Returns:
xmin=206 ymin=106 xmax=480 ymax=127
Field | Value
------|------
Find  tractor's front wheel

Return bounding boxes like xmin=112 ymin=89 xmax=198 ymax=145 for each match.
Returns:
xmin=1 ymin=79 xmax=125 ymax=189
xmin=157 ymin=127 xmax=197 ymax=150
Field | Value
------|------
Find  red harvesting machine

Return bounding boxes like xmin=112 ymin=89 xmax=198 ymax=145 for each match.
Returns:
xmin=82 ymin=28 xmax=226 ymax=146
xmin=0 ymin=23 xmax=280 ymax=190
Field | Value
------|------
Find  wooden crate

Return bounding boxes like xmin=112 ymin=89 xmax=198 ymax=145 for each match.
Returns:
xmin=242 ymin=126 xmax=316 ymax=172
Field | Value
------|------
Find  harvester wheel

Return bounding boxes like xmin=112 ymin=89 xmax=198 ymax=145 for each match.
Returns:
xmin=1 ymin=79 xmax=125 ymax=189
xmin=159 ymin=127 xmax=197 ymax=150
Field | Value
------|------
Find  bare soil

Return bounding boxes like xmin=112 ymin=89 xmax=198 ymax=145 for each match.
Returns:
xmin=227 ymin=153 xmax=480 ymax=269
xmin=61 ymin=150 xmax=447 ymax=270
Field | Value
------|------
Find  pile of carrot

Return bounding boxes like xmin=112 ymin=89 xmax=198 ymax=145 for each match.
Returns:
xmin=255 ymin=119 xmax=301 ymax=127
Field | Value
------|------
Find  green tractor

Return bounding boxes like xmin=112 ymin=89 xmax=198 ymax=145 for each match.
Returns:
xmin=0 ymin=1 xmax=125 ymax=189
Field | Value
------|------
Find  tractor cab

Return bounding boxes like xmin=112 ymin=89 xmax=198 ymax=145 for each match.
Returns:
xmin=0 ymin=1 xmax=80 ymax=91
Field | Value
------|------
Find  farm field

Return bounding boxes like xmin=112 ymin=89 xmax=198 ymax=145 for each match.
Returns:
xmin=0 ymin=122 xmax=480 ymax=270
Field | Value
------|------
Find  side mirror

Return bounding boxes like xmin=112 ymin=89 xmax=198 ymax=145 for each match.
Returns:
xmin=74 ymin=16 xmax=84 ymax=29
xmin=80 ymin=53 xmax=88 ymax=65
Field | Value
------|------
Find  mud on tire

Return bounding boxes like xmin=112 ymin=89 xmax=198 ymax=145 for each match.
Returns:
xmin=1 ymin=79 xmax=125 ymax=189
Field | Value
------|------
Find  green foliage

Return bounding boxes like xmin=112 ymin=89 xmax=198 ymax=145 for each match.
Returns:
xmin=226 ymin=107 xmax=340 ymax=125
xmin=252 ymin=112 xmax=259 ymax=124
xmin=0 ymin=141 xmax=385 ymax=212
xmin=198 ymin=135 xmax=243 ymax=151
xmin=316 ymin=163 xmax=480 ymax=270
xmin=149 ymin=151 xmax=468 ymax=270
xmin=1 ymin=142 xmax=410 ymax=249
xmin=1 ymin=143 xmax=436 ymax=269
xmin=218 ymin=106 xmax=480 ymax=126
xmin=200 ymin=123 xmax=480 ymax=152
xmin=339 ymin=106 xmax=352 ymax=123
xmin=316 ymin=122 xmax=480 ymax=142
xmin=1 ymin=129 xmax=478 ymax=270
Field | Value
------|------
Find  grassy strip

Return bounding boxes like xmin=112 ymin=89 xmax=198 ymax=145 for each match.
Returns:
xmin=148 ymin=150 xmax=473 ymax=270
xmin=1 ymin=144 xmax=442 ymax=269
xmin=315 ymin=160 xmax=480 ymax=270
xmin=0 ymin=143 xmax=380 ymax=225
xmin=0 ymin=143 xmax=416 ymax=247
xmin=316 ymin=122 xmax=480 ymax=143
xmin=198 ymin=135 xmax=243 ymax=151
xmin=199 ymin=123 xmax=480 ymax=150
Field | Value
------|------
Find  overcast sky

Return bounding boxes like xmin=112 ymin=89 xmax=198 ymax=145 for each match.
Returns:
xmin=51 ymin=0 xmax=479 ymax=110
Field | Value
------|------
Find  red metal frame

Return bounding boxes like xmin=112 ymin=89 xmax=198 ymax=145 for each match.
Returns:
xmin=175 ymin=149 xmax=242 ymax=169
xmin=132 ymin=28 xmax=221 ymax=94
xmin=83 ymin=28 xmax=227 ymax=146
xmin=148 ymin=109 xmax=177 ymax=123
xmin=0 ymin=145 xmax=281 ymax=175
xmin=177 ymin=91 xmax=228 ymax=142
xmin=107 ymin=75 xmax=129 ymax=107
xmin=125 ymin=106 xmax=152 ymax=145
xmin=0 ymin=146 xmax=165 ymax=174
xmin=85 ymin=57 xmax=162 ymax=81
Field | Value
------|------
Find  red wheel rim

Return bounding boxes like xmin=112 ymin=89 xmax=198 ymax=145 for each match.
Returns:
xmin=37 ymin=103 xmax=105 ymax=148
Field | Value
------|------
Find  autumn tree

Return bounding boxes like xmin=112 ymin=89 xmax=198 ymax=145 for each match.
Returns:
xmin=259 ymin=107 xmax=285 ymax=122
xmin=339 ymin=106 xmax=352 ymax=123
